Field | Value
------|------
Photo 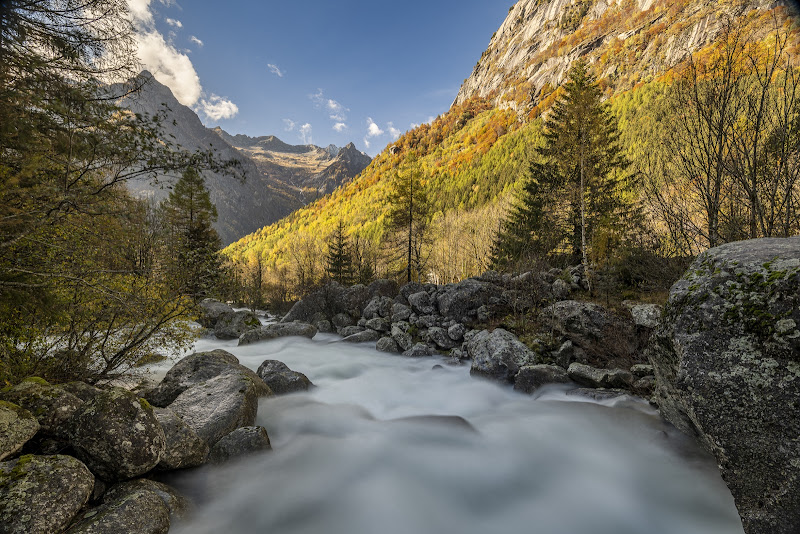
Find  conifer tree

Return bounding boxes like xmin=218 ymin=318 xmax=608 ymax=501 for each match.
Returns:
xmin=161 ymin=167 xmax=223 ymax=301
xmin=386 ymin=159 xmax=430 ymax=282
xmin=539 ymin=60 xmax=630 ymax=283
xmin=325 ymin=220 xmax=353 ymax=285
xmin=492 ymin=61 xmax=631 ymax=286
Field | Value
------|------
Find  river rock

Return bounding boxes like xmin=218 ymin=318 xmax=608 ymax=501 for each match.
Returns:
xmin=391 ymin=302 xmax=412 ymax=322
xmin=567 ymin=363 xmax=634 ymax=389
xmin=331 ymin=313 xmax=355 ymax=329
xmin=447 ymin=323 xmax=467 ymax=341
xmin=403 ymin=343 xmax=435 ymax=357
xmin=436 ymin=278 xmax=497 ymax=321
xmin=168 ymin=370 xmax=269 ymax=446
xmin=213 ymin=310 xmax=260 ymax=340
xmin=342 ymin=329 xmax=382 ymax=343
xmin=391 ymin=324 xmax=413 ymax=352
xmin=1 ymin=378 xmax=83 ymax=438
xmin=256 ymin=360 xmax=312 ymax=395
xmin=647 ymin=237 xmax=800 ymax=534
xmin=339 ymin=325 xmax=364 ymax=337
xmin=144 ymin=350 xmax=244 ymax=407
xmin=67 ymin=484 xmax=170 ymax=534
xmin=0 ymin=401 xmax=39 ymax=461
xmin=0 ymin=454 xmax=94 ymax=534
xmin=467 ymin=328 xmax=537 ymax=383
xmin=103 ymin=479 xmax=191 ymax=522
xmin=630 ymin=364 xmax=654 ymax=377
xmin=238 ymin=322 xmax=317 ymax=346
xmin=208 ymin=426 xmax=272 ymax=464
xmin=376 ymin=336 xmax=401 ymax=353
xmin=363 ymin=296 xmax=393 ymax=320
xmin=365 ymin=317 xmax=390 ymax=332
xmin=542 ymin=300 xmax=641 ymax=368
xmin=427 ymin=327 xmax=459 ymax=350
xmin=513 ymin=365 xmax=570 ymax=394
xmin=67 ymin=388 xmax=166 ymax=481
xmin=625 ymin=302 xmax=662 ymax=329
xmin=407 ymin=291 xmax=435 ymax=315
xmin=198 ymin=299 xmax=234 ymax=328
xmin=153 ymin=408 xmax=208 ymax=470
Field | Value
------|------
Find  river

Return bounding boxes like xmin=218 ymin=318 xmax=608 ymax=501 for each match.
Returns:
xmin=153 ymin=331 xmax=743 ymax=534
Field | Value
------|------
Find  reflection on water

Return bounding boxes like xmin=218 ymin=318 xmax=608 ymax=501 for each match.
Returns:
xmin=163 ymin=333 xmax=743 ymax=534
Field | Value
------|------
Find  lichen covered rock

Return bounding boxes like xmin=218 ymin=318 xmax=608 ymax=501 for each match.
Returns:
xmin=208 ymin=426 xmax=272 ymax=463
xmin=103 ymin=479 xmax=192 ymax=523
xmin=67 ymin=485 xmax=170 ymax=534
xmin=144 ymin=350 xmax=247 ymax=407
xmin=0 ymin=402 xmax=39 ymax=461
xmin=238 ymin=322 xmax=317 ymax=346
xmin=467 ymin=328 xmax=537 ymax=383
xmin=67 ymin=389 xmax=166 ymax=481
xmin=1 ymin=378 xmax=83 ymax=438
xmin=0 ymin=454 xmax=94 ymax=534
xmin=648 ymin=237 xmax=800 ymax=534
xmin=153 ymin=408 xmax=208 ymax=470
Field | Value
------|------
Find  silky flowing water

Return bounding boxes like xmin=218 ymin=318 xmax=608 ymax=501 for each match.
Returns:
xmin=155 ymin=332 xmax=744 ymax=534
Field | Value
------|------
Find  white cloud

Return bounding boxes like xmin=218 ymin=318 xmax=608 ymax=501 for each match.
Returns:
xmin=327 ymin=99 xmax=347 ymax=121
xmin=199 ymin=94 xmax=239 ymax=121
xmin=190 ymin=36 xmax=203 ymax=47
xmin=267 ymin=63 xmax=284 ymax=77
xmin=333 ymin=122 xmax=347 ymax=132
xmin=387 ymin=122 xmax=401 ymax=139
xmin=165 ymin=17 xmax=182 ymax=28
xmin=127 ymin=0 xmax=239 ymax=122
xmin=366 ymin=118 xmax=384 ymax=138
xmin=363 ymin=137 xmax=371 ymax=149
xmin=300 ymin=123 xmax=313 ymax=144
xmin=283 ymin=119 xmax=296 ymax=131
xmin=134 ymin=30 xmax=201 ymax=105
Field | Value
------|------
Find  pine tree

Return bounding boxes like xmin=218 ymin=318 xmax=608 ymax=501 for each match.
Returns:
xmin=325 ymin=220 xmax=353 ymax=285
xmin=161 ymin=167 xmax=223 ymax=301
xmin=539 ymin=60 xmax=630 ymax=284
xmin=492 ymin=61 xmax=631 ymax=285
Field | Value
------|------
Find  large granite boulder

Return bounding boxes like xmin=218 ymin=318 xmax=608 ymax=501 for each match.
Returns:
xmin=436 ymin=278 xmax=498 ymax=322
xmin=238 ymin=322 xmax=317 ymax=346
xmin=103 ymin=479 xmax=191 ymax=523
xmin=198 ymin=299 xmax=234 ymax=328
xmin=167 ymin=370 xmax=269 ymax=447
xmin=153 ymin=408 xmax=209 ymax=470
xmin=0 ymin=401 xmax=39 ymax=461
xmin=208 ymin=426 xmax=272 ymax=464
xmin=1 ymin=377 xmax=83 ymax=439
xmin=213 ymin=310 xmax=260 ymax=340
xmin=281 ymin=280 xmax=399 ymax=324
xmin=67 ymin=483 xmax=170 ymax=534
xmin=466 ymin=328 xmax=538 ymax=383
xmin=256 ymin=360 xmax=312 ymax=395
xmin=647 ymin=237 xmax=800 ymax=534
xmin=144 ymin=350 xmax=257 ymax=407
xmin=513 ymin=364 xmax=570 ymax=394
xmin=0 ymin=454 xmax=94 ymax=534
xmin=67 ymin=389 xmax=166 ymax=481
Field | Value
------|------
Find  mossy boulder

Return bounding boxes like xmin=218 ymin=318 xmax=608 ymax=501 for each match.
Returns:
xmin=647 ymin=237 xmax=800 ymax=534
xmin=103 ymin=479 xmax=192 ymax=523
xmin=66 ymin=485 xmax=170 ymax=534
xmin=213 ymin=310 xmax=261 ymax=340
xmin=67 ymin=388 xmax=166 ymax=481
xmin=1 ymin=378 xmax=83 ymax=439
xmin=0 ymin=402 xmax=39 ymax=461
xmin=0 ymin=454 xmax=94 ymax=534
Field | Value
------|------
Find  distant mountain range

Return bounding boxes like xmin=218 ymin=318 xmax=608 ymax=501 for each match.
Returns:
xmin=116 ymin=72 xmax=370 ymax=245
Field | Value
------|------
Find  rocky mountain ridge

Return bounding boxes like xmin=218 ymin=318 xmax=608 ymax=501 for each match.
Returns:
xmin=455 ymin=0 xmax=797 ymax=111
xmin=117 ymin=73 xmax=369 ymax=244
xmin=212 ymin=129 xmax=372 ymax=196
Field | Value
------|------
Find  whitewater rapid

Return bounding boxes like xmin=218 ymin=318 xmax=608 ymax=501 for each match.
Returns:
xmin=156 ymin=332 xmax=743 ymax=534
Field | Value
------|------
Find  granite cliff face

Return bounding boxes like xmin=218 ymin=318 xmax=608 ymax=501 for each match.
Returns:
xmin=455 ymin=0 xmax=796 ymax=111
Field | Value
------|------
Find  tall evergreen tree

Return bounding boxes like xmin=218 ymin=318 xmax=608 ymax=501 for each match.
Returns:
xmin=325 ymin=220 xmax=353 ymax=285
xmin=492 ymin=61 xmax=631 ymax=286
xmin=539 ymin=60 xmax=630 ymax=280
xmin=161 ymin=167 xmax=223 ymax=301
xmin=386 ymin=159 xmax=430 ymax=282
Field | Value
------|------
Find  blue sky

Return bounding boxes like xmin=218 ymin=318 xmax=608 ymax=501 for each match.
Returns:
xmin=129 ymin=0 xmax=512 ymax=155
